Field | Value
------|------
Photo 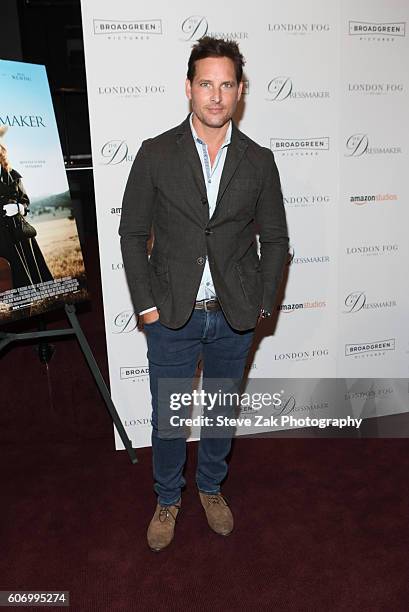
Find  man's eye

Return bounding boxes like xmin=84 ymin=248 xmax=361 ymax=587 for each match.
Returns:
xmin=223 ymin=83 xmax=233 ymax=88
xmin=200 ymin=83 xmax=210 ymax=87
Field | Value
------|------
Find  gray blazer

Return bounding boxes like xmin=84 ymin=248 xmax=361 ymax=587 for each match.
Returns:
xmin=119 ymin=115 xmax=289 ymax=330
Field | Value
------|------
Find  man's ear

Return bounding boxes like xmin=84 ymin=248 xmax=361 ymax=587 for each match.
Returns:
xmin=185 ymin=78 xmax=192 ymax=100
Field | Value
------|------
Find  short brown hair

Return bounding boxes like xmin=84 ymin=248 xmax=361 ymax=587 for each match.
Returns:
xmin=187 ymin=37 xmax=245 ymax=84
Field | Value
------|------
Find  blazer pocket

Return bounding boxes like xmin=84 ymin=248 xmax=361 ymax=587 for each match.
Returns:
xmin=236 ymin=261 xmax=262 ymax=303
xmin=149 ymin=260 xmax=169 ymax=305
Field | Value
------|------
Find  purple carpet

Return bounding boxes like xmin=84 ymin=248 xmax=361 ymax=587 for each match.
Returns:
xmin=1 ymin=237 xmax=408 ymax=611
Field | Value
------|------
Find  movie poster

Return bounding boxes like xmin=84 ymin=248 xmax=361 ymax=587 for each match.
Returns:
xmin=0 ymin=59 xmax=88 ymax=323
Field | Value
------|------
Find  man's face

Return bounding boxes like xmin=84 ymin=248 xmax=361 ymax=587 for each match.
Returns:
xmin=185 ymin=56 xmax=243 ymax=130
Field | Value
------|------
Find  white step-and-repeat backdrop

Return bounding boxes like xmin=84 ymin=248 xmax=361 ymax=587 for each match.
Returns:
xmin=81 ymin=0 xmax=409 ymax=448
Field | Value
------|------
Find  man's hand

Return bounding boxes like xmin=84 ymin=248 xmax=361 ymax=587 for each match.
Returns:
xmin=141 ymin=308 xmax=160 ymax=325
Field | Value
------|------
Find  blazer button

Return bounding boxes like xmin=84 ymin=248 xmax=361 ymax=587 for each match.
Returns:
xmin=201 ymin=197 xmax=208 ymax=206
xmin=205 ymin=229 xmax=212 ymax=235
xmin=196 ymin=256 xmax=205 ymax=265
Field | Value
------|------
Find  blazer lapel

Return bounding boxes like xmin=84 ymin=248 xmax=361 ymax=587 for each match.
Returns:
xmin=176 ymin=116 xmax=207 ymax=203
xmin=215 ymin=123 xmax=248 ymax=210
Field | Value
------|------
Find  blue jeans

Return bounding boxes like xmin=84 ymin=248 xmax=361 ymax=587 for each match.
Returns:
xmin=144 ymin=308 xmax=255 ymax=506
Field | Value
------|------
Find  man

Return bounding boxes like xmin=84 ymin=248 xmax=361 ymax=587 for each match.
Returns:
xmin=120 ymin=37 xmax=288 ymax=552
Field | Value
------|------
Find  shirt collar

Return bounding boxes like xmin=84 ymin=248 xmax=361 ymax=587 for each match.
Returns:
xmin=189 ymin=112 xmax=232 ymax=147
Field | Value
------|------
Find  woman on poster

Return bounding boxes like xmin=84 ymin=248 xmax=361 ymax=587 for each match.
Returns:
xmin=0 ymin=142 xmax=53 ymax=290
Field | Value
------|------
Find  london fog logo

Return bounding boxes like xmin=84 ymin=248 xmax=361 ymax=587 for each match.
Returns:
xmin=273 ymin=348 xmax=329 ymax=362
xmin=348 ymin=82 xmax=403 ymax=96
xmin=345 ymin=338 xmax=395 ymax=358
xmin=287 ymin=246 xmax=330 ymax=265
xmin=268 ymin=23 xmax=330 ymax=35
xmin=266 ymin=77 xmax=329 ymax=101
xmin=93 ymin=19 xmax=163 ymax=40
xmin=180 ymin=15 xmax=248 ymax=41
xmin=112 ymin=310 xmax=138 ymax=334
xmin=345 ymin=243 xmax=398 ymax=257
xmin=271 ymin=137 xmax=329 ymax=156
xmin=343 ymin=291 xmax=397 ymax=314
xmin=348 ymin=21 xmax=406 ymax=41
xmin=98 ymin=84 xmax=165 ymax=98
xmin=345 ymin=134 xmax=402 ymax=157
xmin=120 ymin=366 xmax=149 ymax=382
xmin=284 ymin=194 xmax=330 ymax=208
xmin=100 ymin=140 xmax=135 ymax=165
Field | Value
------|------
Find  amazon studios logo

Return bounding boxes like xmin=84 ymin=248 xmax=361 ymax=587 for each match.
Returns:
xmin=348 ymin=21 xmax=406 ymax=41
xmin=93 ymin=19 xmax=163 ymax=40
xmin=271 ymin=137 xmax=329 ymax=156
xmin=180 ymin=15 xmax=248 ymax=41
xmin=345 ymin=134 xmax=402 ymax=157
xmin=100 ymin=140 xmax=135 ymax=165
xmin=98 ymin=84 xmax=165 ymax=97
xmin=268 ymin=23 xmax=330 ymax=35
xmin=112 ymin=310 xmax=138 ymax=334
xmin=345 ymin=339 xmax=395 ymax=358
xmin=349 ymin=192 xmax=398 ymax=205
xmin=267 ymin=77 xmax=329 ymax=101
xmin=343 ymin=291 xmax=397 ymax=314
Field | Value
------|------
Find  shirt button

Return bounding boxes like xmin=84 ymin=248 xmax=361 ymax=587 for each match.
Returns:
xmin=196 ymin=256 xmax=205 ymax=265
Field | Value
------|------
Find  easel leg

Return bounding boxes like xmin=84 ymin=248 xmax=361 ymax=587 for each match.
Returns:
xmin=65 ymin=303 xmax=137 ymax=464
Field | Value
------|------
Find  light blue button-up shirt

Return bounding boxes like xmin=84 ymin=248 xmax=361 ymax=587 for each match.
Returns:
xmin=189 ymin=112 xmax=232 ymax=300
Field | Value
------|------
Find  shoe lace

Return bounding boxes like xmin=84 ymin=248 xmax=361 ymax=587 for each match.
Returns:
xmin=159 ymin=504 xmax=180 ymax=522
xmin=206 ymin=494 xmax=227 ymax=505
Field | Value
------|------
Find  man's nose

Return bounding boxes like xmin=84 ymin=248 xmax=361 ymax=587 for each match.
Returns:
xmin=211 ymin=88 xmax=222 ymax=102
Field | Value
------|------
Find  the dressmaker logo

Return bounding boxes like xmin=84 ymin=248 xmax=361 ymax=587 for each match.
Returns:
xmin=111 ymin=262 xmax=124 ymax=270
xmin=345 ymin=244 xmax=399 ymax=257
xmin=112 ymin=310 xmax=138 ymax=334
xmin=271 ymin=137 xmax=329 ymax=156
xmin=268 ymin=23 xmax=330 ymax=35
xmin=284 ymin=194 xmax=330 ymax=208
xmin=180 ymin=15 xmax=248 ymax=41
xmin=100 ymin=140 xmax=135 ymax=165
xmin=345 ymin=339 xmax=396 ymax=358
xmin=110 ymin=207 xmax=122 ymax=216
xmin=97 ymin=84 xmax=165 ymax=98
xmin=345 ymin=134 xmax=402 ymax=157
xmin=266 ymin=77 xmax=329 ymax=101
xmin=93 ymin=19 xmax=163 ymax=40
xmin=348 ymin=21 xmax=406 ymax=41
xmin=120 ymin=366 xmax=150 ymax=382
xmin=124 ymin=418 xmax=151 ymax=427
xmin=287 ymin=246 xmax=330 ymax=265
xmin=348 ymin=82 xmax=403 ymax=95
xmin=349 ymin=193 xmax=398 ymax=205
xmin=343 ymin=291 xmax=397 ymax=314
xmin=0 ymin=114 xmax=45 ymax=128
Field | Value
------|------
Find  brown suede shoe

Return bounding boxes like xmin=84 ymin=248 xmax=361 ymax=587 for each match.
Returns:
xmin=199 ymin=492 xmax=233 ymax=536
xmin=147 ymin=500 xmax=181 ymax=552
